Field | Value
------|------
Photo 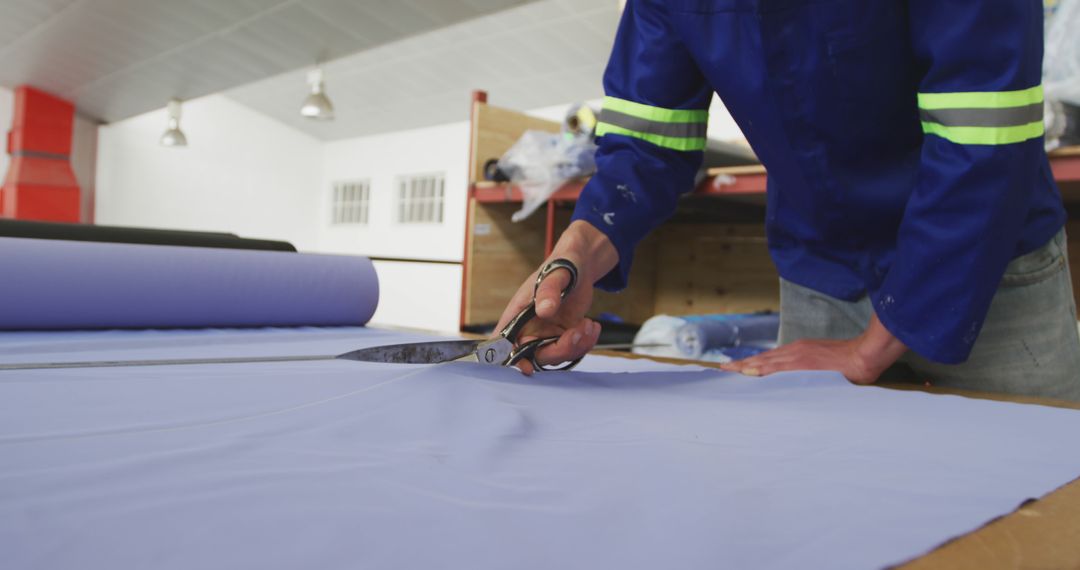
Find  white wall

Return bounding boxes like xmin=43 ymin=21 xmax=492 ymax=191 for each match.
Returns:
xmin=318 ymin=121 xmax=470 ymax=261
xmin=317 ymin=121 xmax=469 ymax=332
xmin=71 ymin=113 xmax=99 ymax=222
xmin=369 ymin=261 xmax=463 ymax=333
xmin=95 ymin=95 xmax=322 ymax=250
xmin=0 ymin=87 xmax=13 ymax=188
xmin=706 ymin=94 xmax=745 ymax=143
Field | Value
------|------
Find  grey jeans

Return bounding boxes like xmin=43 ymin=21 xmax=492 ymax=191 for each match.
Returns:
xmin=778 ymin=229 xmax=1080 ymax=402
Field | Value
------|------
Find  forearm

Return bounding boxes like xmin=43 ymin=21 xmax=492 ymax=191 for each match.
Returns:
xmin=550 ymin=221 xmax=620 ymax=287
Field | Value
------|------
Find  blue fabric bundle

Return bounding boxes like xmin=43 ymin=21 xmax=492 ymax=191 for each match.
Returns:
xmin=632 ymin=313 xmax=780 ymax=363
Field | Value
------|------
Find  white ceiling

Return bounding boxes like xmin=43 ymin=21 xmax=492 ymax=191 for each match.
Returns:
xmin=0 ymin=0 xmax=543 ymax=123
xmin=227 ymin=0 xmax=618 ymax=140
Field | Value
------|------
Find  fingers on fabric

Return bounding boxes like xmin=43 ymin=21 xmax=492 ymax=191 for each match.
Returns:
xmin=719 ymin=340 xmax=867 ymax=380
xmin=720 ymin=346 xmax=796 ymax=377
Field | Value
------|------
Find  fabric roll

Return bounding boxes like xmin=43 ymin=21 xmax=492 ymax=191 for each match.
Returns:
xmin=632 ymin=313 xmax=779 ymax=363
xmin=0 ymin=237 xmax=378 ymax=330
xmin=675 ymin=314 xmax=780 ymax=359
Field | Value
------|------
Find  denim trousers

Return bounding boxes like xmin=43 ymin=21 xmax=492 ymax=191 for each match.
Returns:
xmin=778 ymin=229 xmax=1080 ymax=402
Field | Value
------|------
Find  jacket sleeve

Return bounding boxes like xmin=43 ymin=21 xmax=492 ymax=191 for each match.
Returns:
xmin=872 ymin=0 xmax=1054 ymax=363
xmin=570 ymin=0 xmax=712 ymax=291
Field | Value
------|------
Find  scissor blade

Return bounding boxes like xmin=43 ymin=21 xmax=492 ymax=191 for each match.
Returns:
xmin=335 ymin=340 xmax=481 ymax=364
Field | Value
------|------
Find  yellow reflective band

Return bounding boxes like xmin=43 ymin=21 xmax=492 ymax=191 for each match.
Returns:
xmin=602 ymin=96 xmax=708 ymax=124
xmin=920 ymin=121 xmax=1044 ymax=145
xmin=917 ymin=85 xmax=1043 ymax=110
xmin=918 ymin=85 xmax=1044 ymax=144
xmin=596 ymin=122 xmax=707 ymax=152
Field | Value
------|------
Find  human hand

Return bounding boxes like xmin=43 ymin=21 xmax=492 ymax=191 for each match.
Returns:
xmin=719 ymin=315 xmax=907 ymax=384
xmin=494 ymin=221 xmax=619 ymax=374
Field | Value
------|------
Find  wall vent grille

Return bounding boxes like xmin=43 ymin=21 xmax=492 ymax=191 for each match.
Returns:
xmin=331 ymin=180 xmax=370 ymax=225
xmin=397 ymin=173 xmax=445 ymax=224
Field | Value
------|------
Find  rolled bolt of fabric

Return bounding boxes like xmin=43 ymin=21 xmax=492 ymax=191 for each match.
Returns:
xmin=0 ymin=237 xmax=379 ymax=330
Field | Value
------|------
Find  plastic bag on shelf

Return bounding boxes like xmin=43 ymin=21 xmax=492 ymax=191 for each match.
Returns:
xmin=1045 ymin=0 xmax=1080 ymax=106
xmin=497 ymin=130 xmax=597 ymax=222
xmin=1045 ymin=0 xmax=1080 ymax=149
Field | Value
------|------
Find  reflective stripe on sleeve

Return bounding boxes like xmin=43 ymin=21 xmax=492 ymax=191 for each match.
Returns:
xmin=599 ymin=109 xmax=708 ymax=139
xmin=917 ymin=85 xmax=1044 ymax=145
xmin=919 ymin=103 xmax=1042 ymax=128
xmin=596 ymin=96 xmax=708 ymax=152
xmin=917 ymin=85 xmax=1043 ymax=110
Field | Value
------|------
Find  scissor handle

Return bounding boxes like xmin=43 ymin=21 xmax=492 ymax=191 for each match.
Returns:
xmin=506 ymin=337 xmax=583 ymax=371
xmin=498 ymin=258 xmax=579 ymax=344
xmin=533 ymin=258 xmax=578 ymax=300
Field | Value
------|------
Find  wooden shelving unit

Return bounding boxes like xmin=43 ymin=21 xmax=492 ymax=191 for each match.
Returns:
xmin=1051 ymin=145 xmax=1080 ymax=187
xmin=471 ymin=165 xmax=768 ymax=205
xmin=459 ymin=90 xmax=1080 ymax=331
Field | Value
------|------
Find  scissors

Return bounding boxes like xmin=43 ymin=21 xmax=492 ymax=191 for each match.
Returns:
xmin=337 ymin=258 xmax=585 ymax=371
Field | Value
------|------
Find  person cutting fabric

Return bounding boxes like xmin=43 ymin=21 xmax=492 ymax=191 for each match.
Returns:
xmin=494 ymin=0 xmax=1080 ymax=400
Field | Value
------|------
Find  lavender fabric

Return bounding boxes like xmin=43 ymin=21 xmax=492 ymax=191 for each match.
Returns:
xmin=0 ymin=237 xmax=378 ymax=329
xmin=2 ymin=327 xmax=1080 ymax=570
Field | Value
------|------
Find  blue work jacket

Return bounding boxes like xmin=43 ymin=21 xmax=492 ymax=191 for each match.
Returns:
xmin=571 ymin=0 xmax=1066 ymax=364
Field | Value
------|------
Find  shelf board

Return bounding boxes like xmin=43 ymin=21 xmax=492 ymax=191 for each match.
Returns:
xmin=1050 ymin=146 xmax=1080 ymax=184
xmin=472 ymin=179 xmax=587 ymax=203
xmin=472 ymin=146 xmax=1079 ymax=204
xmin=472 ymin=164 xmax=768 ymax=204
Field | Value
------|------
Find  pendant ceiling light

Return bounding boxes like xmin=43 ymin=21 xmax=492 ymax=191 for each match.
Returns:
xmin=159 ymin=99 xmax=188 ymax=147
xmin=300 ymin=68 xmax=335 ymax=120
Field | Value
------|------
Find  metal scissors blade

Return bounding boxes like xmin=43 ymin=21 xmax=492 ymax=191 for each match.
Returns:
xmin=335 ymin=340 xmax=482 ymax=364
xmin=337 ymin=259 xmax=583 ymax=369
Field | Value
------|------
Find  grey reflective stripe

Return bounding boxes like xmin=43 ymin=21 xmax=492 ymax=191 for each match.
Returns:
xmin=598 ymin=108 xmax=708 ymax=139
xmin=919 ymin=103 xmax=1043 ymax=128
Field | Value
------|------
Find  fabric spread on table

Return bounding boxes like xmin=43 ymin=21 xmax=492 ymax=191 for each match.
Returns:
xmin=1 ymin=327 xmax=1079 ymax=570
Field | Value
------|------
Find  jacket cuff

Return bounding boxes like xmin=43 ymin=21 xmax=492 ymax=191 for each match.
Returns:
xmin=871 ymin=290 xmax=970 ymax=365
xmin=570 ymin=203 xmax=634 ymax=293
